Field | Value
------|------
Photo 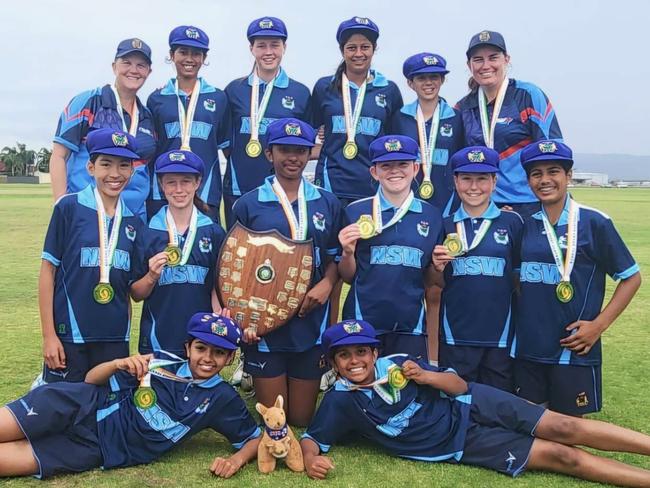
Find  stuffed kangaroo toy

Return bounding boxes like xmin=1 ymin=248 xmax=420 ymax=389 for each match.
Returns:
xmin=255 ymin=395 xmax=304 ymax=473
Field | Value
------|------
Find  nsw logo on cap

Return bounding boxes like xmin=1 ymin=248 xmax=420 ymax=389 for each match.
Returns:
xmin=112 ymin=133 xmax=128 ymax=147
xmin=354 ymin=17 xmax=370 ymax=25
xmin=423 ymin=55 xmax=439 ymax=65
xmin=384 ymin=139 xmax=402 ymax=152
xmin=131 ymin=38 xmax=143 ymax=49
xmin=468 ymin=149 xmax=486 ymax=162
xmin=343 ymin=321 xmax=362 ymax=334
xmin=211 ymin=319 xmax=228 ymax=336
xmin=259 ymin=19 xmax=274 ymax=29
xmin=284 ymin=122 xmax=302 ymax=136
xmin=185 ymin=27 xmax=200 ymax=39
xmin=479 ymin=31 xmax=491 ymax=42
xmin=538 ymin=141 xmax=558 ymax=153
xmin=169 ymin=152 xmax=186 ymax=161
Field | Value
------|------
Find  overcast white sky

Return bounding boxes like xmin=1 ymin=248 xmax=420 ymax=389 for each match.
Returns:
xmin=1 ymin=0 xmax=648 ymax=155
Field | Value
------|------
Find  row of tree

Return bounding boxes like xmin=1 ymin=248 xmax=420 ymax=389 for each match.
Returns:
xmin=0 ymin=144 xmax=51 ymax=176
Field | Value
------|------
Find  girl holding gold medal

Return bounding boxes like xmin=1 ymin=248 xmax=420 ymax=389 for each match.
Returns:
xmin=310 ymin=16 xmax=403 ymax=205
xmin=131 ymin=150 xmax=226 ymax=357
xmin=513 ymin=141 xmax=641 ymax=416
xmin=338 ymin=135 xmax=442 ymax=360
xmin=223 ymin=16 xmax=312 ymax=228
xmin=456 ymin=30 xmax=562 ymax=218
xmin=147 ymin=25 xmax=231 ymax=222
xmin=40 ymin=129 xmax=143 ymax=384
xmin=232 ymin=118 xmax=343 ymax=427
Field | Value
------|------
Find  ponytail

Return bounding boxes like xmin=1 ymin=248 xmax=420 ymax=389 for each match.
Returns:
xmin=331 ymin=60 xmax=347 ymax=93
xmin=193 ymin=194 xmax=211 ymax=215
xmin=467 ymin=77 xmax=479 ymax=93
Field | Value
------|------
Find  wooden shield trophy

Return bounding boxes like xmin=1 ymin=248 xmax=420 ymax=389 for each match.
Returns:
xmin=216 ymin=223 xmax=314 ymax=336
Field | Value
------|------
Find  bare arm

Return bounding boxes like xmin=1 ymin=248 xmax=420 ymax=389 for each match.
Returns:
xmin=130 ymin=251 xmax=168 ymax=301
xmin=401 ymin=360 xmax=468 ymax=396
xmin=210 ymin=436 xmax=260 ymax=479
xmin=50 ymin=143 xmax=70 ymax=201
xmin=39 ymin=260 xmax=66 ymax=369
xmin=301 ymin=437 xmax=335 ymax=480
xmin=85 ymin=354 xmax=152 ymax=385
xmin=298 ymin=259 xmax=339 ymax=318
xmin=337 ymin=223 xmax=359 ymax=284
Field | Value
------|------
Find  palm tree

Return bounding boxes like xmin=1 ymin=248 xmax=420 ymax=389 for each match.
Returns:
xmin=1 ymin=143 xmax=35 ymax=176
xmin=36 ymin=147 xmax=52 ymax=173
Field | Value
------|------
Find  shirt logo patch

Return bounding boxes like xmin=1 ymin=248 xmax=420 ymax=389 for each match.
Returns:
xmin=246 ymin=361 xmax=267 ymax=370
xmin=505 ymin=451 xmax=516 ymax=472
xmin=375 ymin=93 xmax=387 ymax=108
xmin=204 ymin=99 xmax=216 ymax=112
xmin=417 ymin=220 xmax=429 ymax=237
xmin=493 ymin=229 xmax=508 ymax=245
xmin=125 ymin=224 xmax=136 ymax=242
xmin=496 ymin=117 xmax=513 ymax=125
xmin=576 ymin=391 xmax=589 ymax=407
xmin=138 ymin=127 xmax=152 ymax=136
xmin=199 ymin=236 xmax=212 ymax=253
xmin=312 ymin=212 xmax=326 ymax=231
xmin=281 ymin=96 xmax=295 ymax=110
xmin=195 ymin=398 xmax=211 ymax=414
xmin=440 ymin=123 xmax=453 ymax=137
xmin=57 ymin=323 xmax=66 ymax=334
xmin=558 ymin=235 xmax=568 ymax=249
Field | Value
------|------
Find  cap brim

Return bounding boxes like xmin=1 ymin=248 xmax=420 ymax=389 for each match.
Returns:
xmin=188 ymin=331 xmax=238 ymax=350
xmin=248 ymin=31 xmax=287 ymax=40
xmin=407 ymin=66 xmax=449 ymax=78
xmin=328 ymin=335 xmax=380 ymax=351
xmin=116 ymin=49 xmax=152 ymax=64
xmin=171 ymin=40 xmax=209 ymax=50
xmin=522 ymin=154 xmax=574 ymax=166
xmin=156 ymin=163 xmax=202 ymax=174
xmin=453 ymin=163 xmax=498 ymax=173
xmin=90 ymin=147 xmax=140 ymax=159
xmin=466 ymin=42 xmax=505 ymax=58
xmin=267 ymin=136 xmax=315 ymax=148
xmin=372 ymin=152 xmax=417 ymax=163
xmin=338 ymin=27 xmax=379 ymax=44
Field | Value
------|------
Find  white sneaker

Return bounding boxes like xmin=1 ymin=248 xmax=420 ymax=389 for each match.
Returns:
xmin=30 ymin=373 xmax=47 ymax=390
xmin=320 ymin=369 xmax=337 ymax=391
xmin=240 ymin=372 xmax=254 ymax=393
xmin=230 ymin=358 xmax=244 ymax=386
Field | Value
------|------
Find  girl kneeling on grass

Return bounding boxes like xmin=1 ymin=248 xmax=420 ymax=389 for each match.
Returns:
xmin=301 ymin=320 xmax=650 ymax=486
xmin=0 ymin=312 xmax=260 ymax=479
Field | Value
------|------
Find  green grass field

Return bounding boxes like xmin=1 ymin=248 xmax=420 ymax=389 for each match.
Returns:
xmin=0 ymin=185 xmax=648 ymax=487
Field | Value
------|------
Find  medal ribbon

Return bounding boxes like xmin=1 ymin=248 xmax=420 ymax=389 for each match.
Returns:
xmin=110 ymin=85 xmax=139 ymax=136
xmin=340 ymin=367 xmax=402 ymax=405
xmin=175 ymin=79 xmax=201 ymax=150
xmin=94 ymin=187 xmax=122 ymax=285
xmin=140 ymin=355 xmax=208 ymax=388
xmin=166 ymin=206 xmax=198 ymax=266
xmin=341 ymin=72 xmax=368 ymax=146
xmin=249 ymin=68 xmax=276 ymax=145
xmin=541 ymin=198 xmax=578 ymax=284
xmin=456 ymin=218 xmax=492 ymax=253
xmin=271 ymin=177 xmax=308 ymax=240
xmin=371 ymin=190 xmax=414 ymax=235
xmin=415 ymin=102 xmax=440 ymax=183
xmin=477 ymin=77 xmax=509 ymax=148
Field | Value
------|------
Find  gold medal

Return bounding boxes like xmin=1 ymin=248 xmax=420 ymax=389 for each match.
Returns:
xmin=245 ymin=139 xmax=263 ymax=158
xmin=556 ymin=281 xmax=574 ymax=303
xmin=443 ymin=233 xmax=465 ymax=257
xmin=418 ymin=181 xmax=434 ymax=199
xmin=343 ymin=141 xmax=358 ymax=160
xmin=387 ymin=366 xmax=409 ymax=390
xmin=357 ymin=215 xmax=376 ymax=239
xmin=164 ymin=245 xmax=182 ymax=266
xmin=93 ymin=283 xmax=114 ymax=304
xmin=133 ymin=386 xmax=157 ymax=409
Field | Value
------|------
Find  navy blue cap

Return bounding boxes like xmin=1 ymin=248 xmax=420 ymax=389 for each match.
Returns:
xmin=247 ymin=16 xmax=288 ymax=40
xmin=402 ymin=52 xmax=449 ymax=79
xmin=322 ymin=320 xmax=380 ymax=354
xmin=336 ymin=16 xmax=379 ymax=45
xmin=369 ymin=135 xmax=418 ymax=164
xmin=115 ymin=38 xmax=152 ymax=64
xmin=265 ymin=118 xmax=316 ymax=148
xmin=187 ymin=312 xmax=242 ymax=351
xmin=169 ymin=25 xmax=209 ymax=51
xmin=520 ymin=140 xmax=574 ymax=170
xmin=466 ymin=30 xmax=507 ymax=58
xmin=155 ymin=150 xmax=205 ymax=175
xmin=451 ymin=146 xmax=500 ymax=173
xmin=86 ymin=128 xmax=139 ymax=160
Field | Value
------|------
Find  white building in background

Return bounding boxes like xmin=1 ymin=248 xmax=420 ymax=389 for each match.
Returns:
xmin=572 ymin=172 xmax=609 ymax=186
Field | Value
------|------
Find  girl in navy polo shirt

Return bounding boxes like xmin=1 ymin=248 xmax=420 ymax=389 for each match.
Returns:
xmin=40 ymin=129 xmax=143 ymax=384
xmin=310 ymin=16 xmax=403 ymax=206
xmin=302 ymin=320 xmax=650 ymax=486
xmin=147 ymin=25 xmax=230 ymax=222
xmin=338 ymin=135 xmax=442 ymax=361
xmin=432 ymin=146 xmax=523 ymax=391
xmin=223 ymin=16 xmax=312 ymax=228
xmin=50 ymin=38 xmax=156 ymax=221
xmin=232 ymin=118 xmax=343 ymax=427
xmin=131 ymin=150 xmax=226 ymax=357
xmin=0 ymin=313 xmax=260 ymax=479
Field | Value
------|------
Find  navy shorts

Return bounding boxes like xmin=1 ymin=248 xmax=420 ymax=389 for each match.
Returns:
xmin=44 ymin=341 xmax=129 ymax=383
xmin=377 ymin=332 xmax=428 ymax=362
xmin=461 ymin=382 xmax=546 ymax=477
xmin=6 ymin=382 xmax=104 ymax=479
xmin=439 ymin=343 xmax=513 ymax=392
xmin=513 ymin=359 xmax=602 ymax=416
xmin=243 ymin=345 xmax=326 ymax=380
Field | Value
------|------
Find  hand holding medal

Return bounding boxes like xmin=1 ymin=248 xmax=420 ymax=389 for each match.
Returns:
xmin=443 ymin=233 xmax=464 ymax=257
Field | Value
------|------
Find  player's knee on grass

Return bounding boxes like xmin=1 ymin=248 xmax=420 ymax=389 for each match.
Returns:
xmin=529 ymin=439 xmax=582 ymax=474
xmin=537 ymin=411 xmax=581 ymax=443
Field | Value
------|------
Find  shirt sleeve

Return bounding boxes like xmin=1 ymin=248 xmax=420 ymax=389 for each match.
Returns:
xmin=302 ymin=391 xmax=353 ymax=453
xmin=208 ymin=387 xmax=261 ymax=449
xmin=107 ymin=370 xmax=139 ymax=392
xmin=231 ymin=197 xmax=249 ymax=226
xmin=326 ymin=197 xmax=344 ymax=258
xmin=520 ymin=83 xmax=562 ymax=141
xmin=385 ymin=83 xmax=404 ymax=133
xmin=130 ymin=224 xmax=150 ymax=282
xmin=309 ymin=80 xmax=324 ymax=129
xmin=42 ymin=199 xmax=68 ymax=266
xmin=216 ymin=92 xmax=232 ymax=151
xmin=510 ymin=213 xmax=524 ymax=272
xmin=591 ymin=213 xmax=639 ymax=281
xmin=54 ymin=89 xmax=98 ymax=152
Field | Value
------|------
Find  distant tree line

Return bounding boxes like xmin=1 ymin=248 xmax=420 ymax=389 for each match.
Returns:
xmin=0 ymin=143 xmax=51 ymax=176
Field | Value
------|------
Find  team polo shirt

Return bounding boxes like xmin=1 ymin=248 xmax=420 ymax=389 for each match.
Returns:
xmin=42 ymin=185 xmax=142 ymax=343
xmin=223 ymin=68 xmax=311 ymax=196
xmin=310 ymin=71 xmax=403 ymax=199
xmin=232 ymin=177 xmax=343 ymax=352
xmin=147 ymin=78 xmax=231 ymax=206
xmin=440 ymin=203 xmax=523 ymax=348
xmin=97 ymin=352 xmax=261 ymax=469
xmin=135 ymin=206 xmax=226 ymax=356
xmin=391 ymin=98 xmax=465 ymax=213
xmin=513 ymin=196 xmax=639 ymax=366
xmin=54 ymin=84 xmax=157 ymax=220
xmin=456 ymin=79 xmax=562 ymax=204
xmin=343 ymin=191 xmax=442 ymax=334
xmin=304 ymin=355 xmax=471 ymax=461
